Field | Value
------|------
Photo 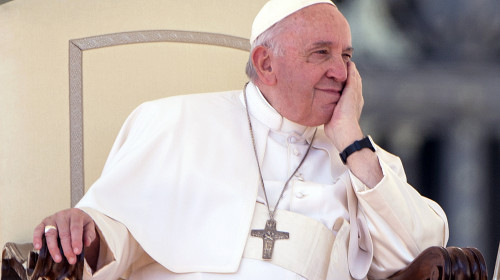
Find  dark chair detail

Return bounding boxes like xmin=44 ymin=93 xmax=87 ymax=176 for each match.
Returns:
xmin=1 ymin=236 xmax=83 ymax=280
xmin=387 ymin=246 xmax=487 ymax=280
xmin=2 ymin=241 xmax=487 ymax=280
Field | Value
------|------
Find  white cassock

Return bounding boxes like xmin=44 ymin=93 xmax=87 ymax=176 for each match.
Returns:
xmin=77 ymin=82 xmax=449 ymax=280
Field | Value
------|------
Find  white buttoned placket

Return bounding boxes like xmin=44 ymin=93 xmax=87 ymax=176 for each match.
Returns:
xmin=246 ymin=83 xmax=348 ymax=231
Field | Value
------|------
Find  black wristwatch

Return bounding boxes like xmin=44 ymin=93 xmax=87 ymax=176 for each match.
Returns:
xmin=339 ymin=136 xmax=375 ymax=164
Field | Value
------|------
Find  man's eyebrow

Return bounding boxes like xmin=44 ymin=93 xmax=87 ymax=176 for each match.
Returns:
xmin=311 ymin=41 xmax=333 ymax=48
xmin=310 ymin=41 xmax=354 ymax=53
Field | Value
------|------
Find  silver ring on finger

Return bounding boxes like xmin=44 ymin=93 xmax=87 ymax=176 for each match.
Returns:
xmin=44 ymin=225 xmax=57 ymax=234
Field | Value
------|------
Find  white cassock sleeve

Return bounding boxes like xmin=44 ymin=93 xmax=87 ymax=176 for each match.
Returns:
xmin=80 ymin=207 xmax=145 ymax=280
xmin=349 ymin=148 xmax=449 ymax=279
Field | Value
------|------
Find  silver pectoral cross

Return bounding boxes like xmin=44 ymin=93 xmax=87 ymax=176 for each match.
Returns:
xmin=251 ymin=219 xmax=289 ymax=259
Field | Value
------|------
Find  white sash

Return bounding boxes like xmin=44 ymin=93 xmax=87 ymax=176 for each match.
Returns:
xmin=243 ymin=203 xmax=358 ymax=280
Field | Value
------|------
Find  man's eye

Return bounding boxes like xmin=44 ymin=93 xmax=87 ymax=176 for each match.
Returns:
xmin=315 ymin=50 xmax=329 ymax=55
xmin=342 ymin=54 xmax=352 ymax=61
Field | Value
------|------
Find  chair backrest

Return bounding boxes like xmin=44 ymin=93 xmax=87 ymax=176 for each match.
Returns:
xmin=0 ymin=0 xmax=267 ymax=254
xmin=68 ymin=30 xmax=250 ymax=207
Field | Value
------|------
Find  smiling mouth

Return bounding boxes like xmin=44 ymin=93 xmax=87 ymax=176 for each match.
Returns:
xmin=317 ymin=88 xmax=342 ymax=94
xmin=317 ymin=88 xmax=342 ymax=100
xmin=315 ymin=88 xmax=342 ymax=104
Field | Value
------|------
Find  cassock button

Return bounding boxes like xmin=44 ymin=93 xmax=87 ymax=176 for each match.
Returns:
xmin=295 ymin=192 xmax=305 ymax=199
xmin=295 ymin=173 xmax=304 ymax=181
xmin=293 ymin=148 xmax=300 ymax=156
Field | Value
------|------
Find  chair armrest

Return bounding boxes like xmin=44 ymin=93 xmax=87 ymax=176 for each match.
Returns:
xmin=2 ymin=241 xmax=33 ymax=280
xmin=387 ymin=246 xmax=487 ymax=280
xmin=1 ymin=236 xmax=84 ymax=280
xmin=4 ymin=242 xmax=487 ymax=280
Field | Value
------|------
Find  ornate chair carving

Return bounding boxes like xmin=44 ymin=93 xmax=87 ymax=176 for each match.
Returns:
xmin=1 ymin=237 xmax=83 ymax=280
xmin=2 ymin=237 xmax=83 ymax=280
xmin=387 ymin=246 xmax=488 ymax=280
xmin=2 ymin=240 xmax=490 ymax=280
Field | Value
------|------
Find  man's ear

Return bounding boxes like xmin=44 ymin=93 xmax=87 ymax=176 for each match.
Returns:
xmin=252 ymin=46 xmax=277 ymax=85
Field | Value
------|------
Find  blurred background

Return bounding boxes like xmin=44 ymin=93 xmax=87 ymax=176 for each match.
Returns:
xmin=336 ymin=0 xmax=500 ymax=276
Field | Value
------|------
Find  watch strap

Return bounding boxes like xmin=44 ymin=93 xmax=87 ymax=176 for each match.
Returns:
xmin=339 ymin=136 xmax=375 ymax=164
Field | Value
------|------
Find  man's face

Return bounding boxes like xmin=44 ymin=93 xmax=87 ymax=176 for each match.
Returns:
xmin=264 ymin=4 xmax=353 ymax=126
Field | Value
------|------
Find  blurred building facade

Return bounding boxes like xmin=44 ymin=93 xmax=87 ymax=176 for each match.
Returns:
xmin=337 ymin=0 xmax=500 ymax=275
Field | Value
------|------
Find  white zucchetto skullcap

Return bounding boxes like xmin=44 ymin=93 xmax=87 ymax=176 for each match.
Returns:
xmin=250 ymin=0 xmax=336 ymax=45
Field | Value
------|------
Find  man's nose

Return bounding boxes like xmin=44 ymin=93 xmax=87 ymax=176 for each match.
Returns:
xmin=326 ymin=56 xmax=348 ymax=82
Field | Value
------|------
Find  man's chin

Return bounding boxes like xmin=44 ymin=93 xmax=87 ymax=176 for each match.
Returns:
xmin=309 ymin=114 xmax=335 ymax=127
xmin=288 ymin=107 xmax=335 ymax=127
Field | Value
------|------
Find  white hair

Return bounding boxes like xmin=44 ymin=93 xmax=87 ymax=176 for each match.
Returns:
xmin=245 ymin=20 xmax=288 ymax=82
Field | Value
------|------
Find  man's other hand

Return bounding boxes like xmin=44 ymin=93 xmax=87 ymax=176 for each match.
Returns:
xmin=33 ymin=208 xmax=98 ymax=265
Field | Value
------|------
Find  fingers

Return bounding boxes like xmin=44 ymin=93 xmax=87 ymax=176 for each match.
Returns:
xmin=70 ymin=216 xmax=85 ymax=255
xmin=33 ymin=223 xmax=46 ymax=250
xmin=347 ymin=60 xmax=359 ymax=77
xmin=343 ymin=61 xmax=363 ymax=118
xmin=57 ymin=211 xmax=78 ymax=264
xmin=45 ymin=219 xmax=65 ymax=263
xmin=346 ymin=61 xmax=362 ymax=97
xmin=333 ymin=62 xmax=362 ymax=117
xmin=325 ymin=61 xmax=365 ymax=149
xmin=83 ymin=219 xmax=97 ymax=248
xmin=71 ymin=209 xmax=97 ymax=254
xmin=33 ymin=208 xmax=96 ymax=265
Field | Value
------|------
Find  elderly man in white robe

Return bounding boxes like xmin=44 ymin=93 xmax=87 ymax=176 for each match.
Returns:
xmin=33 ymin=0 xmax=449 ymax=279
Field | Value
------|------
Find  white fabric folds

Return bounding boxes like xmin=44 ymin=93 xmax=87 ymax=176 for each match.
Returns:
xmin=77 ymin=83 xmax=448 ymax=279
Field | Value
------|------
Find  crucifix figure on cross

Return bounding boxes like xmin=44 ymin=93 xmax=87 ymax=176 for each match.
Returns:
xmin=251 ymin=219 xmax=289 ymax=259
